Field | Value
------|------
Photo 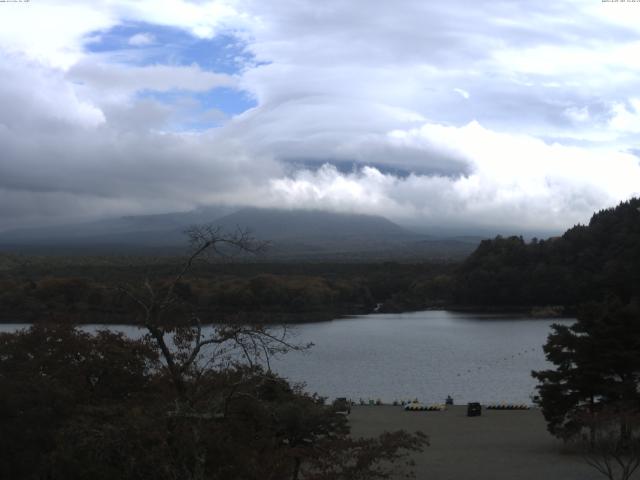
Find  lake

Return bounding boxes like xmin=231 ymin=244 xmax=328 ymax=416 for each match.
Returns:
xmin=0 ymin=310 xmax=573 ymax=405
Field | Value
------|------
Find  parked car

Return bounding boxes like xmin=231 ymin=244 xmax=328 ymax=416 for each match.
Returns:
xmin=332 ymin=397 xmax=351 ymax=414
xmin=467 ymin=402 xmax=482 ymax=417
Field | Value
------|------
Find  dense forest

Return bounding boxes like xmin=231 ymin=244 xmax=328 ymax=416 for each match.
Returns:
xmin=0 ymin=259 xmax=454 ymax=323
xmin=454 ymin=198 xmax=640 ymax=310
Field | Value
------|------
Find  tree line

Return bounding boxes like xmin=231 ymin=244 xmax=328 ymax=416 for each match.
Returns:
xmin=0 ymin=260 xmax=454 ymax=323
xmin=454 ymin=198 xmax=640 ymax=309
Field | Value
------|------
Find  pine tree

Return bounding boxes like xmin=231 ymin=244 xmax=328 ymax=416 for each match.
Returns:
xmin=533 ymin=300 xmax=640 ymax=440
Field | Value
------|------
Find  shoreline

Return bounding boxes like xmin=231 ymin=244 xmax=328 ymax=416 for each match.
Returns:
xmin=0 ymin=304 xmax=574 ymax=325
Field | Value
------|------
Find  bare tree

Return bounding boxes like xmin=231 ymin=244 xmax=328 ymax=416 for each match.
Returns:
xmin=119 ymin=226 xmax=304 ymax=384
xmin=113 ymin=225 xmax=427 ymax=480
xmin=117 ymin=225 xmax=310 ymax=480
xmin=575 ymin=405 xmax=640 ymax=480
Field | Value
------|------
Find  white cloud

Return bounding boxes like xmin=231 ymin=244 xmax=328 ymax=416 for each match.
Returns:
xmin=584 ymin=1 xmax=640 ymax=30
xmin=262 ymin=121 xmax=640 ymax=231
xmin=2 ymin=0 xmax=640 ymax=232
xmin=609 ymin=99 xmax=640 ymax=133
xmin=68 ymin=60 xmax=237 ymax=97
xmin=128 ymin=32 xmax=155 ymax=46
xmin=453 ymin=88 xmax=470 ymax=100
xmin=0 ymin=52 xmax=106 ymax=129
xmin=111 ymin=0 xmax=243 ymax=39
xmin=0 ymin=2 xmax=114 ymax=68
xmin=0 ymin=0 xmax=242 ymax=68
xmin=0 ymin=51 xmax=280 ymax=229
xmin=564 ymin=106 xmax=589 ymax=123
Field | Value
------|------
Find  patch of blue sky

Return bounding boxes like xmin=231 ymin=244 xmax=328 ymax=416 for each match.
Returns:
xmin=84 ymin=22 xmax=252 ymax=75
xmin=85 ymin=22 xmax=258 ymax=124
xmin=286 ymin=159 xmax=414 ymax=178
xmin=193 ymin=87 xmax=256 ymax=116
xmin=139 ymin=88 xmax=256 ymax=131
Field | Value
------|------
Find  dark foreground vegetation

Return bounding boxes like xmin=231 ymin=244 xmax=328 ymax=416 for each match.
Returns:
xmin=533 ymin=300 xmax=640 ymax=480
xmin=0 ymin=227 xmax=427 ymax=480
xmin=0 ymin=324 xmax=427 ymax=480
xmin=524 ymin=199 xmax=640 ymax=480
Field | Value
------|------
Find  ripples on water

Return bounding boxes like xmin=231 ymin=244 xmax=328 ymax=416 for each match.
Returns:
xmin=0 ymin=311 xmax=574 ymax=404
xmin=270 ymin=311 xmax=574 ymax=404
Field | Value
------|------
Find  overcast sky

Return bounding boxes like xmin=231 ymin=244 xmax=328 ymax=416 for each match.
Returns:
xmin=1 ymin=0 xmax=639 ymax=233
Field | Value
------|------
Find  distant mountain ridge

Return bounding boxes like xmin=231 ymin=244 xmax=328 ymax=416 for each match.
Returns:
xmin=213 ymin=208 xmax=412 ymax=240
xmin=0 ymin=205 xmax=236 ymax=247
xmin=0 ymin=206 xmax=480 ymax=260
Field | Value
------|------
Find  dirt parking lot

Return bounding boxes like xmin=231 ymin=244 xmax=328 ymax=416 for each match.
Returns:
xmin=349 ymin=405 xmax=605 ymax=480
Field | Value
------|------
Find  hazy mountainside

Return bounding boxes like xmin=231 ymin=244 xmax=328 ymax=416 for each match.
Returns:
xmin=0 ymin=207 xmax=409 ymax=246
xmin=216 ymin=211 xmax=479 ymax=260
xmin=454 ymin=197 xmax=640 ymax=308
xmin=214 ymin=208 xmax=409 ymax=240
xmin=0 ymin=207 xmax=481 ymax=260
xmin=0 ymin=206 xmax=236 ymax=247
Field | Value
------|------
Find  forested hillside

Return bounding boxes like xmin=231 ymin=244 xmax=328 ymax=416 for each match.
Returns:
xmin=3 ymin=199 xmax=639 ymax=321
xmin=454 ymin=198 xmax=640 ymax=309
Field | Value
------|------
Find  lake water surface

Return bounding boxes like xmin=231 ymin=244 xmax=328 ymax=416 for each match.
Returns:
xmin=270 ymin=311 xmax=574 ymax=404
xmin=0 ymin=310 xmax=573 ymax=405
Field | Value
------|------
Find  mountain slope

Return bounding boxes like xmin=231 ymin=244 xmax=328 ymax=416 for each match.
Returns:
xmin=0 ymin=205 xmax=236 ymax=247
xmin=0 ymin=206 xmax=480 ymax=259
xmin=213 ymin=208 xmax=412 ymax=240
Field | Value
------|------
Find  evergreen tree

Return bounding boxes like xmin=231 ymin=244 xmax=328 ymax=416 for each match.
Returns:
xmin=533 ymin=300 xmax=640 ymax=440
xmin=455 ymin=197 xmax=640 ymax=308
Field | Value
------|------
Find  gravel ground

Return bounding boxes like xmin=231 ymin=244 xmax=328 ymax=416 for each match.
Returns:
xmin=349 ymin=405 xmax=606 ymax=480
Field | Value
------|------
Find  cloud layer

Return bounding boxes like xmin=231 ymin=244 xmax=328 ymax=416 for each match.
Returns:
xmin=1 ymin=0 xmax=640 ymax=233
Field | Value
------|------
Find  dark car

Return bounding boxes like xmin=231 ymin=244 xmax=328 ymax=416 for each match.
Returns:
xmin=467 ymin=402 xmax=482 ymax=417
xmin=332 ymin=397 xmax=351 ymax=414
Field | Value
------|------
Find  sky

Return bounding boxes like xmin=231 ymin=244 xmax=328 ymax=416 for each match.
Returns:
xmin=1 ymin=0 xmax=640 ymax=234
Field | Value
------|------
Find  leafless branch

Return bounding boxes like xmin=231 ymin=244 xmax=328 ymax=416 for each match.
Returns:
xmin=576 ymin=407 xmax=640 ymax=480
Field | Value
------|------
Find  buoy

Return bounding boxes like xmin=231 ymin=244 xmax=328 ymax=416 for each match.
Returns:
xmin=487 ymin=404 xmax=530 ymax=410
xmin=404 ymin=403 xmax=445 ymax=412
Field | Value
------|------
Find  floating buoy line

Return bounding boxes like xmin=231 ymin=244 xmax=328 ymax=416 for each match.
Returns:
xmin=349 ymin=399 xmax=536 ymax=409
xmin=404 ymin=403 xmax=446 ymax=411
xmin=453 ymin=347 xmax=541 ymax=378
xmin=486 ymin=404 xmax=530 ymax=410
